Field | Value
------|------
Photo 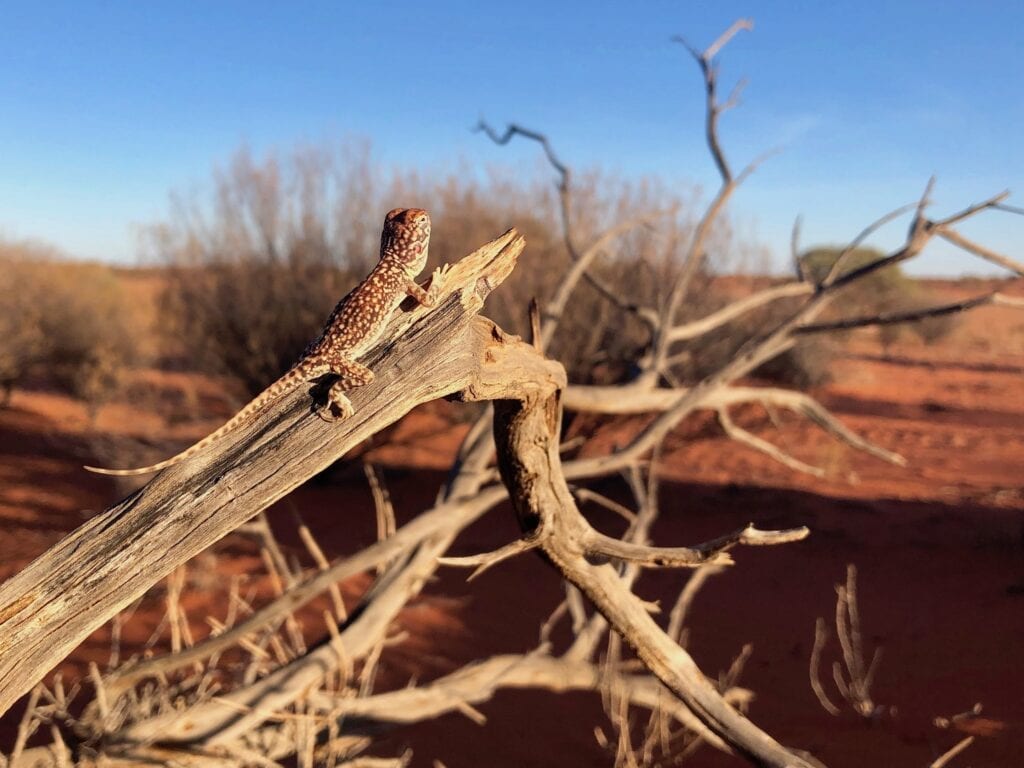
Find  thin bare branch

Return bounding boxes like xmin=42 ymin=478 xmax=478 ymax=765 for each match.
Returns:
xmin=476 ymin=118 xmax=666 ymax=341
xmin=935 ymin=190 xmax=1010 ymax=227
xmin=666 ymin=565 xmax=726 ymax=644
xmin=791 ymin=215 xmax=807 ymax=281
xmin=437 ymin=536 xmax=540 ymax=581
xmin=541 ymin=208 xmax=673 ymax=348
xmin=562 ymin=384 xmax=904 ymax=468
xmin=930 ymin=736 xmax=975 ymax=768
xmin=572 ymin=487 xmax=637 ymax=525
xmin=821 ymin=201 xmax=921 ymax=287
xmin=103 ymin=486 xmax=506 ymax=696
xmin=672 ymin=18 xmax=754 ymax=183
xmin=704 ymin=18 xmax=755 ymax=62
xmin=995 ymin=201 xmax=1024 ymax=216
xmin=718 ymin=408 xmax=826 ymax=477
xmin=306 ymin=653 xmax=749 ymax=754
xmin=809 ymin=619 xmax=842 ymax=716
xmin=583 ymin=523 xmax=808 ymax=568
xmin=649 ymin=19 xmax=762 ymax=382
xmin=473 ymin=121 xmax=570 ymax=191
xmin=668 ymin=282 xmax=812 ymax=343
xmin=937 ymin=227 xmax=1024 ymax=276
xmin=795 ymin=291 xmax=1012 ymax=335
xmin=364 ymin=464 xmax=397 ymax=570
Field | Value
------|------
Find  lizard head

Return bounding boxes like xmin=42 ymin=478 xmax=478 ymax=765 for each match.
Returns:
xmin=381 ymin=208 xmax=431 ymax=275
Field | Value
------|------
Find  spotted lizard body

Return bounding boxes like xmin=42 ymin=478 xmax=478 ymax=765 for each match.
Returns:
xmin=85 ymin=207 xmax=447 ymax=477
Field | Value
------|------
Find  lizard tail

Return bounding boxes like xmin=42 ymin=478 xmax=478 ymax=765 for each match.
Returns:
xmin=84 ymin=366 xmax=312 ymax=477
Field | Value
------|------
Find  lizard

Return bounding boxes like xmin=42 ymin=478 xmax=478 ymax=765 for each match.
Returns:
xmin=85 ymin=207 xmax=448 ymax=477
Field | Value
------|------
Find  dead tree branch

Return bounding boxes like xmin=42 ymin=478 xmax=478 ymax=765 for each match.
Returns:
xmin=101 ymin=486 xmax=507 ymax=697
xmin=305 ymin=652 xmax=751 ymax=749
xmin=794 ymin=290 xmax=1021 ymax=334
xmin=648 ymin=20 xmax=758 ymax=383
xmin=488 ymin=354 xmax=819 ymax=767
xmin=561 ymin=181 xmax=1015 ymax=482
xmin=562 ymin=384 xmax=904 ymax=467
xmin=475 ymin=119 xmax=663 ymax=334
xmin=0 ymin=229 xmax=526 ymax=717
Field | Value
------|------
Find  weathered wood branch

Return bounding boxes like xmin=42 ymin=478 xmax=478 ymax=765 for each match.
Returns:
xmin=648 ymin=20 xmax=758 ymax=382
xmin=102 ymin=486 xmax=507 ymax=697
xmin=110 ymin=302 xmax=565 ymax=752
xmin=718 ymin=408 xmax=826 ymax=477
xmin=490 ymin=361 xmax=820 ymax=767
xmin=937 ymin=226 xmax=1024 ymax=276
xmin=562 ymin=383 xmax=904 ymax=467
xmin=119 ymin=530 xmax=457 ymax=747
xmin=305 ymin=652 xmax=752 ymax=750
xmin=667 ymin=281 xmax=812 ymax=343
xmin=794 ymin=289 xmax=1023 ymax=334
xmin=0 ymin=229 xmax=525 ymax=718
xmin=475 ymin=119 xmax=664 ymax=331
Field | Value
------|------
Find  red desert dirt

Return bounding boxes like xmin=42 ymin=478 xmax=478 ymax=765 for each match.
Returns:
xmin=0 ymin=278 xmax=1021 ymax=766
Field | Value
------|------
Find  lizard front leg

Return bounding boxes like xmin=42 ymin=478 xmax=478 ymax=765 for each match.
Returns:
xmin=404 ymin=264 xmax=451 ymax=308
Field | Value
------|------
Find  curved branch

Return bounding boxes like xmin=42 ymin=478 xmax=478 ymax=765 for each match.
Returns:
xmin=937 ymin=227 xmax=1024 ymax=277
xmin=541 ymin=208 xmax=673 ymax=348
xmin=561 ymin=384 xmax=904 ymax=469
xmin=668 ymin=281 xmax=812 ymax=343
xmin=475 ymin=119 xmax=664 ymax=340
xmin=717 ymin=408 xmax=826 ymax=478
xmin=473 ymin=121 xmax=570 ymax=191
xmin=491 ymin=365 xmax=821 ymax=767
xmin=103 ymin=486 xmax=507 ymax=696
xmin=649 ymin=19 xmax=760 ymax=382
xmin=794 ymin=290 xmax=1018 ymax=335
xmin=583 ymin=522 xmax=809 ymax=568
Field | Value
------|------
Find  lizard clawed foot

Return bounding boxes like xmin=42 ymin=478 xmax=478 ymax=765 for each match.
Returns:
xmin=318 ymin=395 xmax=354 ymax=422
xmin=425 ymin=263 xmax=451 ymax=306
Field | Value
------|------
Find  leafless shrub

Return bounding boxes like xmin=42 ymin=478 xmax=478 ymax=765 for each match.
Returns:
xmin=0 ymin=238 xmax=138 ymax=416
xmin=152 ymin=142 xmax=751 ymax=390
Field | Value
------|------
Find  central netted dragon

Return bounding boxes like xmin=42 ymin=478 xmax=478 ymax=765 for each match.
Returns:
xmin=85 ymin=207 xmax=447 ymax=476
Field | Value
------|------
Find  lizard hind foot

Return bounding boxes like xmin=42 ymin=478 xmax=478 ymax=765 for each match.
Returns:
xmin=314 ymin=359 xmax=372 ymax=421
xmin=319 ymin=391 xmax=355 ymax=422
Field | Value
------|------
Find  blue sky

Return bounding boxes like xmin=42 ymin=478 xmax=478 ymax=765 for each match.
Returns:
xmin=0 ymin=1 xmax=1021 ymax=274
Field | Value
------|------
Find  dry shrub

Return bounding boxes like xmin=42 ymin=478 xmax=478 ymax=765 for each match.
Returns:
xmin=0 ymin=238 xmax=138 ymax=413
xmin=150 ymin=146 xmax=370 ymax=395
xmin=150 ymin=142 xmax=759 ymax=389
